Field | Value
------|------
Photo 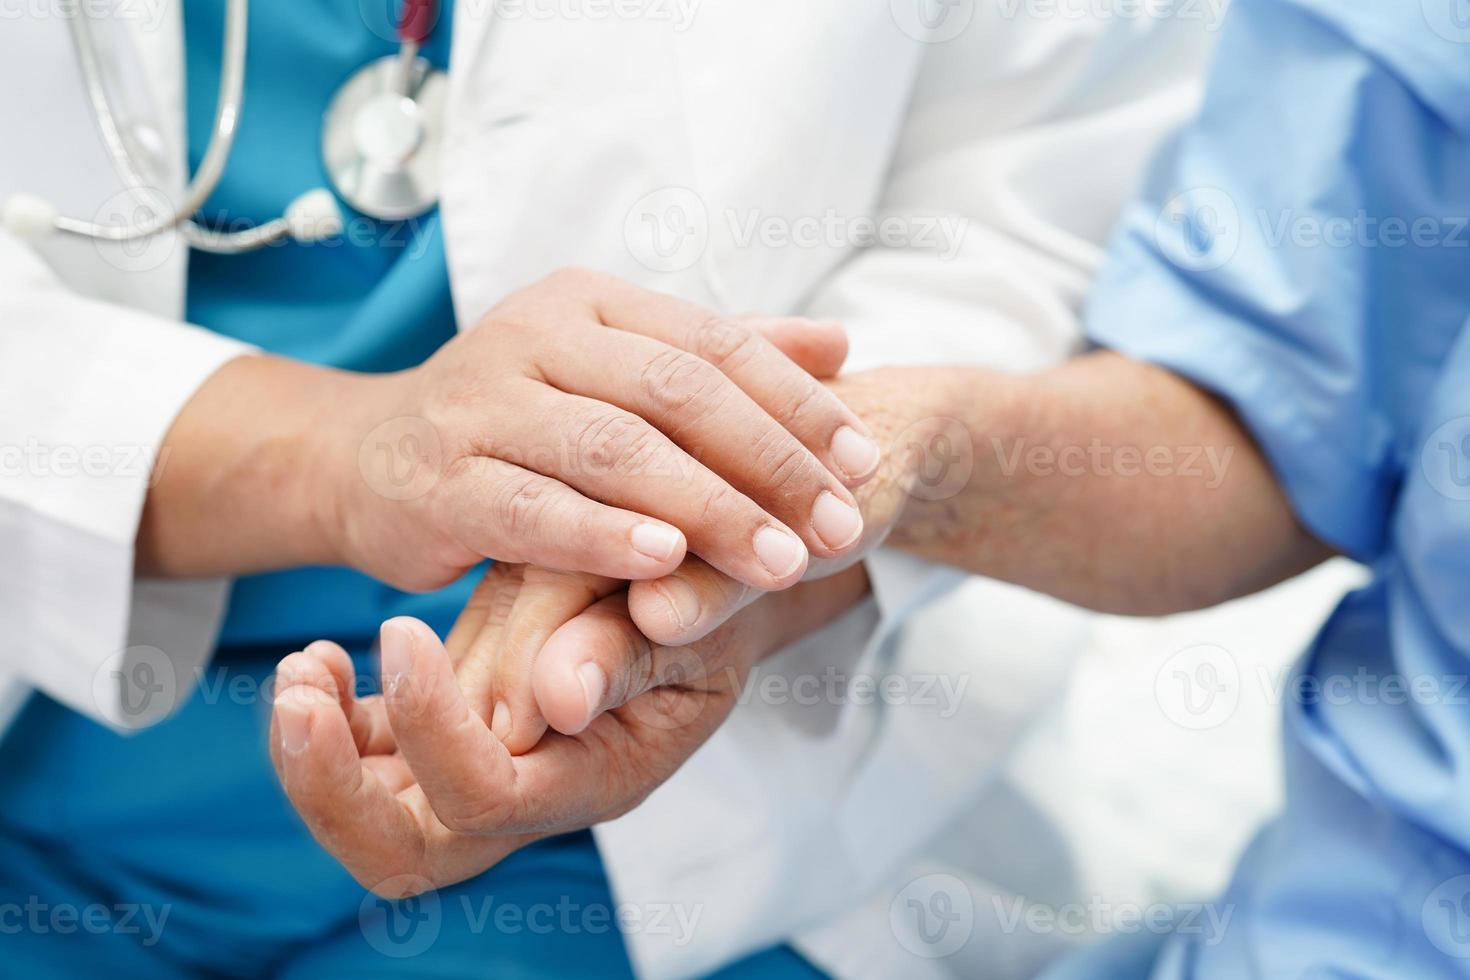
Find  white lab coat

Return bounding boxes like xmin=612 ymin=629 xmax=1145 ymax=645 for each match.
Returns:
xmin=0 ymin=2 xmax=1219 ymax=977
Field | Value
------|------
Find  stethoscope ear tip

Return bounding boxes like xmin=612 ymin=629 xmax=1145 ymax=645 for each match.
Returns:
xmin=2 ymin=193 xmax=59 ymax=240
xmin=285 ymin=189 xmax=345 ymax=242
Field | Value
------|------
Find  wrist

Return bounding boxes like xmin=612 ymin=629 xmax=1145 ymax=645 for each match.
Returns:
xmin=139 ymin=354 xmax=372 ymax=577
xmin=863 ymin=365 xmax=1028 ymax=548
xmin=306 ymin=366 xmax=418 ymax=573
xmin=827 ymin=366 xmax=1020 ymax=544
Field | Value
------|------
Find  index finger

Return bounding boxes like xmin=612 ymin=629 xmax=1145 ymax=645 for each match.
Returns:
xmin=579 ymin=273 xmax=883 ymax=486
xmin=270 ymin=679 xmax=425 ymax=891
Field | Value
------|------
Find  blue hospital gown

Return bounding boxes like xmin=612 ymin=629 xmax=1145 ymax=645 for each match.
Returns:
xmin=1050 ymin=0 xmax=1470 ymax=976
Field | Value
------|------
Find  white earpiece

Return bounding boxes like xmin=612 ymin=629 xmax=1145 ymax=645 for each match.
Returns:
xmin=1 ymin=194 xmax=59 ymax=240
xmin=285 ymin=189 xmax=345 ymax=242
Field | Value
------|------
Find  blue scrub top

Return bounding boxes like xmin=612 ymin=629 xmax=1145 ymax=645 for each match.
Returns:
xmin=0 ymin=7 xmax=824 ymax=978
xmin=183 ymin=0 xmax=477 ymax=649
xmin=1055 ymin=0 xmax=1470 ymax=975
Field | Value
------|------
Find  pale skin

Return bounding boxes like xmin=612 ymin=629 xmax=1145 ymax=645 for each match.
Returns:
xmin=137 ymin=268 xmax=883 ymax=595
xmin=271 ymin=352 xmax=1336 ymax=895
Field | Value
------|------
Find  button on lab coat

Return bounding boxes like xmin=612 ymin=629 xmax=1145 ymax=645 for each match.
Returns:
xmin=0 ymin=3 xmax=1214 ymax=976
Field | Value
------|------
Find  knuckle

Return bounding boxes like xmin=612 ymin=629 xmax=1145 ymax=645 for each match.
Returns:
xmin=540 ymin=265 xmax=605 ymax=298
xmin=693 ymin=481 xmax=745 ymax=532
xmin=638 ymin=349 xmax=727 ymax=418
xmin=754 ymin=434 xmax=820 ymax=499
xmin=543 ymin=265 xmax=588 ymax=288
xmin=491 ymin=474 xmax=555 ymax=543
xmin=484 ymin=572 xmax=522 ymax=629
xmin=686 ymin=315 xmax=757 ymax=369
xmin=775 ymin=377 xmax=827 ymax=432
xmin=438 ymin=799 xmax=511 ymax=835
xmin=577 ymin=411 xmax=661 ymax=476
xmin=466 ymin=562 xmax=521 ymax=616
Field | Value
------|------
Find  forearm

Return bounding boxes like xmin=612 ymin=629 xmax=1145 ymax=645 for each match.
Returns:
xmin=840 ymin=353 xmax=1332 ymax=616
xmin=136 ymin=354 xmax=371 ymax=577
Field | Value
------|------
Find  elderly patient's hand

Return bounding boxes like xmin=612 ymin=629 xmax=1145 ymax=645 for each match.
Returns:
xmin=269 ymin=562 xmax=868 ymax=897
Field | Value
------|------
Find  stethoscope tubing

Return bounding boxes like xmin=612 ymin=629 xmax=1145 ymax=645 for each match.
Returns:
xmin=59 ymin=0 xmax=250 ymax=246
xmin=27 ymin=0 xmax=439 ymax=253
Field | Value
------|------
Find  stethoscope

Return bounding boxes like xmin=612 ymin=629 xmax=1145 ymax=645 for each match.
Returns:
xmin=1 ymin=0 xmax=446 ymax=253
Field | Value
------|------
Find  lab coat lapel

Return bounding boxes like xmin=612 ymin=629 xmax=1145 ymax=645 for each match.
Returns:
xmin=439 ymin=1 xmax=920 ymax=328
xmin=441 ymin=1 xmax=715 ymax=328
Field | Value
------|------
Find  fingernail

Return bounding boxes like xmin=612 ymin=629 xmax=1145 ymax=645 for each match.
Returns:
xmin=631 ymin=522 xmax=682 ymax=563
xmin=830 ymin=425 xmax=880 ymax=481
xmin=277 ymin=699 xmax=310 ymax=756
xmin=577 ymin=663 xmax=607 ymax=727
xmin=379 ymin=619 xmax=414 ymax=697
xmin=811 ymin=491 xmax=863 ymax=551
xmin=491 ymin=700 xmax=512 ymax=741
xmin=653 ymin=578 xmax=701 ymax=632
xmin=275 ymin=655 xmax=307 ymax=691
xmin=752 ymin=525 xmax=806 ymax=580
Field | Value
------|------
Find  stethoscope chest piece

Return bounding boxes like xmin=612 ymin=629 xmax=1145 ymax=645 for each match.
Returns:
xmin=322 ymin=55 xmax=447 ymax=222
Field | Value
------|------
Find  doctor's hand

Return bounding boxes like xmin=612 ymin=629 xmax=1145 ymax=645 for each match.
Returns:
xmin=142 ymin=269 xmax=881 ymax=595
xmin=268 ymin=562 xmax=868 ymax=897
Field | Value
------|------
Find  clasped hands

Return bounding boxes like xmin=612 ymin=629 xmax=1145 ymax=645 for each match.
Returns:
xmin=269 ymin=269 xmax=918 ymax=896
